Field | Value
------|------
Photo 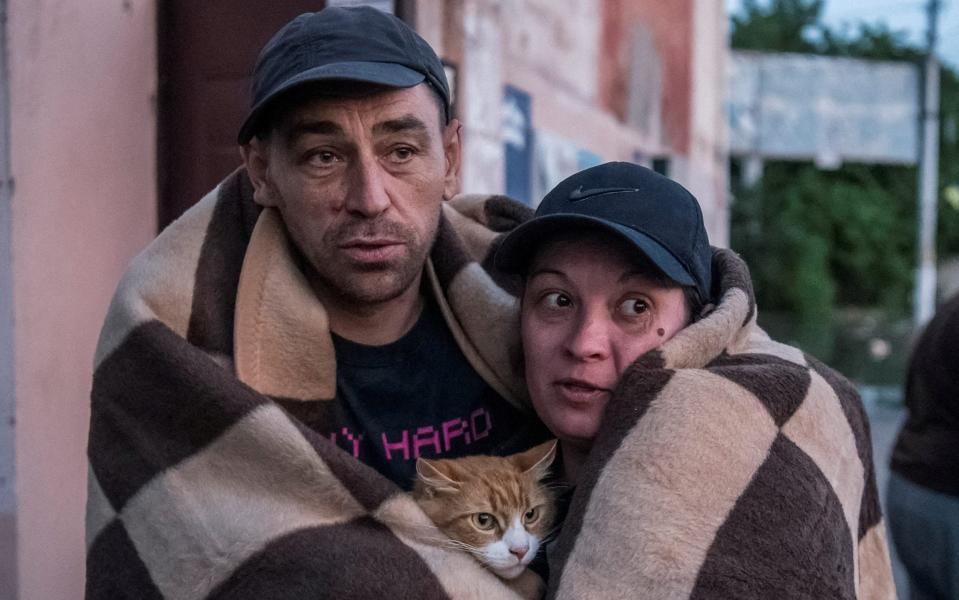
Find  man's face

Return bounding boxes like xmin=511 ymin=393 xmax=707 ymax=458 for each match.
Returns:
xmin=243 ymin=84 xmax=460 ymax=307
xmin=520 ymin=235 xmax=689 ymax=450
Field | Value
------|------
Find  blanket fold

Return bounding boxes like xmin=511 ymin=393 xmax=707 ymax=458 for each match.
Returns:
xmin=86 ymin=169 xmax=895 ymax=599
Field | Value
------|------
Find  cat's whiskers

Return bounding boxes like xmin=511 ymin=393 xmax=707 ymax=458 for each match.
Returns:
xmin=443 ymin=539 xmax=485 ymax=557
xmin=388 ymin=522 xmax=456 ymax=545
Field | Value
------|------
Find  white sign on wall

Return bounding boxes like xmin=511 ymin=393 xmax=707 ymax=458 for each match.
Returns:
xmin=727 ymin=51 xmax=920 ymax=166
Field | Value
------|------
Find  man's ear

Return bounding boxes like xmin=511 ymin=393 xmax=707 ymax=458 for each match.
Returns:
xmin=240 ymin=138 xmax=279 ymax=208
xmin=441 ymin=118 xmax=462 ymax=201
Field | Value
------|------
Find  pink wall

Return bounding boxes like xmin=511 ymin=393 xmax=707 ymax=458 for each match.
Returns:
xmin=9 ymin=0 xmax=157 ymax=597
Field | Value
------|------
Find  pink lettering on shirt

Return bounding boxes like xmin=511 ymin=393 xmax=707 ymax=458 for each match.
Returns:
xmin=412 ymin=426 xmax=442 ymax=459
xmin=471 ymin=407 xmax=492 ymax=441
xmin=340 ymin=427 xmax=363 ymax=458
xmin=375 ymin=407 xmax=496 ymax=462
xmin=441 ymin=418 xmax=470 ymax=451
xmin=382 ymin=430 xmax=410 ymax=460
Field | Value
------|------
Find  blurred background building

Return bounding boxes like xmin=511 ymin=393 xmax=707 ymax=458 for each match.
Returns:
xmin=1 ymin=0 xmax=957 ymax=598
xmin=0 ymin=1 xmax=727 ymax=597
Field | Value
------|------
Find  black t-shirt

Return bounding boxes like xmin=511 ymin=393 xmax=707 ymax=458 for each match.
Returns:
xmin=326 ymin=295 xmax=547 ymax=489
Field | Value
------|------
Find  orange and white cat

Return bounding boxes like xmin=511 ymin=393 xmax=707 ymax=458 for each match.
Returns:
xmin=412 ymin=440 xmax=558 ymax=581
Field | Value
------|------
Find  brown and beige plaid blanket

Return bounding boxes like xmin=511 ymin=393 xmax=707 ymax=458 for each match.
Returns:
xmin=86 ymin=169 xmax=895 ymax=599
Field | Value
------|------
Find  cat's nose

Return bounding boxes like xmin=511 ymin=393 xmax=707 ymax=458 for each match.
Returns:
xmin=509 ymin=545 xmax=529 ymax=560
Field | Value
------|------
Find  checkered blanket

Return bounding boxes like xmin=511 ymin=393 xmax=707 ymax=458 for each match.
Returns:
xmin=86 ymin=169 xmax=895 ymax=599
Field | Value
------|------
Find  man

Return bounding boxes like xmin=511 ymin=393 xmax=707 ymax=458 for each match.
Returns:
xmin=232 ymin=6 xmax=545 ymax=487
xmin=86 ymin=7 xmax=543 ymax=598
xmin=888 ymin=291 xmax=959 ymax=600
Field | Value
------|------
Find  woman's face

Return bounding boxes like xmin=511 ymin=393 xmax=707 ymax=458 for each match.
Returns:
xmin=521 ymin=235 xmax=690 ymax=450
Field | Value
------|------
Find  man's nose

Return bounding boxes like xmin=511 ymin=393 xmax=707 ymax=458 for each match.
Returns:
xmin=565 ymin=311 xmax=611 ymax=361
xmin=345 ymin=153 xmax=391 ymax=217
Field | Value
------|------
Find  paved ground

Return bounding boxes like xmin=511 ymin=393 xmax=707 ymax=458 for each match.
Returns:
xmin=866 ymin=400 xmax=910 ymax=597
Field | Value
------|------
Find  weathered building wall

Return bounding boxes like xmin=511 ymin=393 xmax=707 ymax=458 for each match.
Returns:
xmin=7 ymin=0 xmax=158 ymax=597
xmin=598 ymin=0 xmax=727 ymax=245
xmin=459 ymin=0 xmax=506 ymax=195
xmin=501 ymin=0 xmax=663 ymax=202
xmin=0 ymin=2 xmax=729 ymax=597
xmin=441 ymin=0 xmax=727 ymax=243
xmin=689 ymin=0 xmax=729 ymax=246
xmin=599 ymin=0 xmax=694 ymax=154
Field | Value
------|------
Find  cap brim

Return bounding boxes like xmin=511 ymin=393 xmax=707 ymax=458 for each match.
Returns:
xmin=237 ymin=61 xmax=427 ymax=143
xmin=494 ymin=214 xmax=697 ymax=288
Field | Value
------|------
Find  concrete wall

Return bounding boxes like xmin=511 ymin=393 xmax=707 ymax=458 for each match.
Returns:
xmin=437 ymin=0 xmax=727 ymax=243
xmin=596 ymin=0 xmax=728 ymax=245
xmin=599 ymin=0 xmax=694 ymax=154
xmin=502 ymin=0 xmax=659 ymax=160
xmin=7 ymin=0 xmax=158 ymax=597
xmin=448 ymin=0 xmax=667 ymax=196
xmin=688 ymin=0 xmax=729 ymax=246
xmin=459 ymin=0 xmax=506 ymax=194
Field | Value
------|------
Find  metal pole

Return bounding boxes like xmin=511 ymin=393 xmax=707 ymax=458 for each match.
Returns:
xmin=914 ymin=0 xmax=941 ymax=327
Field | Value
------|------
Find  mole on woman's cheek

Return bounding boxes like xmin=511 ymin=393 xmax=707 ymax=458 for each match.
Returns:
xmin=657 ymin=328 xmax=665 ymax=337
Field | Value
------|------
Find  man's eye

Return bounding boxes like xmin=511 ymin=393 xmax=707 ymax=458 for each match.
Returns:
xmin=389 ymin=146 xmax=416 ymax=162
xmin=618 ymin=298 xmax=649 ymax=317
xmin=307 ymin=150 xmax=339 ymax=166
xmin=543 ymin=292 xmax=572 ymax=309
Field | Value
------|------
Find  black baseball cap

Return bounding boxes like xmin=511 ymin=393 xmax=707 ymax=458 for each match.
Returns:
xmin=495 ymin=161 xmax=712 ymax=302
xmin=237 ymin=6 xmax=451 ymax=144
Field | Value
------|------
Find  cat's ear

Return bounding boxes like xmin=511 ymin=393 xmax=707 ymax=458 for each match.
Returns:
xmin=416 ymin=458 xmax=461 ymax=494
xmin=514 ymin=440 xmax=558 ymax=481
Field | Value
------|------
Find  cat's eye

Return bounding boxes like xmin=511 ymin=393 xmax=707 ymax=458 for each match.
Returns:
xmin=473 ymin=512 xmax=496 ymax=531
xmin=524 ymin=507 xmax=538 ymax=523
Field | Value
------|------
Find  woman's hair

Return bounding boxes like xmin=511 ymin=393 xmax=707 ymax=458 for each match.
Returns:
xmin=682 ymin=286 xmax=708 ymax=324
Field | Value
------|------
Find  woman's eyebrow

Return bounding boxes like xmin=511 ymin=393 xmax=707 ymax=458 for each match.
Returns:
xmin=527 ymin=268 xmax=567 ymax=282
xmin=618 ymin=270 xmax=657 ymax=284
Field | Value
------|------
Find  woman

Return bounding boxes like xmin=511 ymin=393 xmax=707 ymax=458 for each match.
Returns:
xmin=494 ymin=162 xmax=896 ymax=599
xmin=496 ymin=161 xmax=711 ymax=483
xmin=888 ymin=290 xmax=959 ymax=600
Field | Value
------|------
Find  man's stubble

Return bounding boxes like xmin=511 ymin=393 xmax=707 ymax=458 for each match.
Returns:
xmin=299 ymin=209 xmax=442 ymax=309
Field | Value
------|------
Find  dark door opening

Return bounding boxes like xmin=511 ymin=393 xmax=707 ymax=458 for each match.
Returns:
xmin=156 ymin=1 xmax=327 ymax=230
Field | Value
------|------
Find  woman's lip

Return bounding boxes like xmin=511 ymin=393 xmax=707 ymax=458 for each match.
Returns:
xmin=554 ymin=379 xmax=612 ymax=404
xmin=557 ymin=378 xmax=611 ymax=392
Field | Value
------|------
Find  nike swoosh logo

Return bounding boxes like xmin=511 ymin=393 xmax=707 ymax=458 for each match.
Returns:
xmin=568 ymin=186 xmax=639 ymax=201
